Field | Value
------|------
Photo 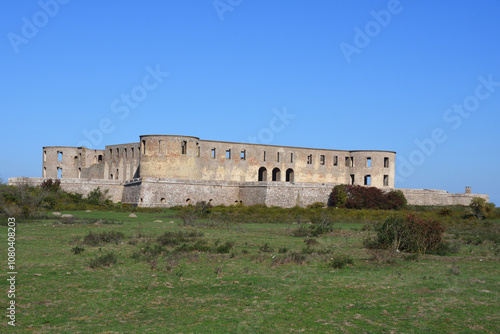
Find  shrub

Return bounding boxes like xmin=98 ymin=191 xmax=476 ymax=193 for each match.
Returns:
xmin=304 ymin=238 xmax=318 ymax=246
xmin=89 ymin=252 xmax=117 ymax=269
xmin=41 ymin=179 xmax=60 ymax=192
xmin=271 ymin=252 xmax=307 ymax=266
xmin=83 ymin=231 xmax=125 ymax=246
xmin=326 ymin=255 xmax=353 ymax=269
xmin=86 ymin=187 xmax=110 ymax=206
xmin=307 ymin=202 xmax=326 ymax=209
xmin=328 ymin=185 xmax=406 ymax=210
xmin=469 ymin=197 xmax=495 ymax=219
xmin=365 ymin=214 xmax=445 ymax=254
xmin=157 ymin=231 xmax=203 ymax=246
xmin=259 ymin=243 xmax=273 ymax=253
xmin=71 ymin=246 xmax=85 ymax=254
xmin=214 ymin=241 xmax=234 ymax=254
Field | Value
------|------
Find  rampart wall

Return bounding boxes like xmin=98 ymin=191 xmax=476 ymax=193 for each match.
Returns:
xmin=399 ymin=188 xmax=489 ymax=206
xmin=7 ymin=177 xmax=124 ymax=202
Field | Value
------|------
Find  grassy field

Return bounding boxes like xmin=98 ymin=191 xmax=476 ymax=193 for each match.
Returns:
xmin=1 ymin=208 xmax=499 ymax=333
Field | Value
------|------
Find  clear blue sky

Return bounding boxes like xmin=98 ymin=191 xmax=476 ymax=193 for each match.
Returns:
xmin=1 ymin=0 xmax=499 ymax=204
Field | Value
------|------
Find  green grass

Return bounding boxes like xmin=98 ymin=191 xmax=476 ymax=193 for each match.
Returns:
xmin=1 ymin=209 xmax=499 ymax=333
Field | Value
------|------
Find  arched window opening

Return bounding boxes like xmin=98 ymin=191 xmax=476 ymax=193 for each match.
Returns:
xmin=286 ymin=168 xmax=294 ymax=183
xmin=272 ymin=168 xmax=281 ymax=182
xmin=258 ymin=167 xmax=267 ymax=182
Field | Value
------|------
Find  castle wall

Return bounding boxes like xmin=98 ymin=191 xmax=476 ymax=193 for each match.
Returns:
xmin=43 ymin=146 xmax=105 ymax=180
xmin=399 ymin=188 xmax=489 ymax=206
xmin=123 ymin=178 xmax=241 ymax=207
xmin=105 ymin=142 xmax=141 ymax=181
xmin=137 ymin=135 xmax=395 ymax=188
xmin=8 ymin=177 xmax=124 ymax=202
xmin=13 ymin=135 xmax=487 ymax=209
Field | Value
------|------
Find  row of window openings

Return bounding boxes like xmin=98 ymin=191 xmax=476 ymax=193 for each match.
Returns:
xmin=141 ymin=141 xmax=390 ymax=168
xmin=350 ymin=174 xmax=390 ymax=186
xmin=110 ymin=147 xmax=136 ymax=160
xmin=258 ymin=167 xmax=294 ymax=182
xmin=46 ymin=151 xmax=104 ymax=164
xmin=46 ymin=167 xmax=82 ymax=179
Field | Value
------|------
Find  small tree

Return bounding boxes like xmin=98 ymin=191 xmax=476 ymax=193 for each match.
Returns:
xmin=469 ymin=197 xmax=494 ymax=219
xmin=86 ymin=187 xmax=110 ymax=206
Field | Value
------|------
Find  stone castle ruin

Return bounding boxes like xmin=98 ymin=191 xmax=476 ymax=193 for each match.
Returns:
xmin=8 ymin=134 xmax=488 ymax=207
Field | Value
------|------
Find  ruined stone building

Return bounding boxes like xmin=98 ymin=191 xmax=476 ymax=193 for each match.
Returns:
xmin=8 ymin=135 xmax=489 ymax=207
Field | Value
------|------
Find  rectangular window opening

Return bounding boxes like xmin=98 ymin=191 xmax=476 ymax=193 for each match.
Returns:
xmin=367 ymin=157 xmax=371 ymax=167
xmin=58 ymin=152 xmax=63 ymax=162
xmin=350 ymin=174 xmax=355 ymax=185
xmin=384 ymin=157 xmax=389 ymax=168
xmin=333 ymin=155 xmax=338 ymax=166
xmin=307 ymin=154 xmax=313 ymax=165
xmin=320 ymin=155 xmax=325 ymax=165
xmin=364 ymin=175 xmax=371 ymax=185
xmin=240 ymin=150 xmax=246 ymax=160
xmin=384 ymin=175 xmax=389 ymax=186
xmin=226 ymin=149 xmax=231 ymax=159
xmin=290 ymin=152 xmax=294 ymax=163
xmin=277 ymin=152 xmax=280 ymax=163
xmin=181 ymin=141 xmax=187 ymax=155
xmin=197 ymin=145 xmax=201 ymax=157
xmin=263 ymin=151 xmax=266 ymax=161
xmin=57 ymin=167 xmax=62 ymax=179
xmin=211 ymin=148 xmax=216 ymax=159
xmin=43 ymin=151 xmax=47 ymax=162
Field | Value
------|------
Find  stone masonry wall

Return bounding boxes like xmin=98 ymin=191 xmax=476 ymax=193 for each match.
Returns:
xmin=7 ymin=177 xmax=490 ymax=208
xmin=8 ymin=177 xmax=124 ymax=202
xmin=399 ymin=188 xmax=489 ymax=206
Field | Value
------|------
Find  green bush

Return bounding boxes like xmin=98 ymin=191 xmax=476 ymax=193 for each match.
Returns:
xmin=328 ymin=185 xmax=406 ymax=210
xmin=89 ymin=252 xmax=117 ymax=269
xmin=326 ymin=255 xmax=354 ymax=269
xmin=365 ymin=214 xmax=445 ymax=254
xmin=157 ymin=231 xmax=203 ymax=246
xmin=83 ymin=231 xmax=125 ymax=246
xmin=71 ymin=246 xmax=85 ymax=254
xmin=470 ymin=197 xmax=495 ymax=219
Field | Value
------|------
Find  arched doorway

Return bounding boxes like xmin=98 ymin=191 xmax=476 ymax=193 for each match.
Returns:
xmin=286 ymin=168 xmax=294 ymax=182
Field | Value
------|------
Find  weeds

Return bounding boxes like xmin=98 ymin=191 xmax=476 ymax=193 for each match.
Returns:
xmin=326 ymin=255 xmax=354 ymax=269
xmin=83 ymin=231 xmax=125 ymax=246
xmin=71 ymin=246 xmax=85 ymax=254
xmin=89 ymin=252 xmax=117 ymax=269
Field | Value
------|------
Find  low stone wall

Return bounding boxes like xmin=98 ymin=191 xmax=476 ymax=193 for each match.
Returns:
xmin=7 ymin=177 xmax=124 ymax=202
xmin=240 ymin=182 xmax=334 ymax=208
xmin=399 ymin=188 xmax=489 ymax=206
xmin=123 ymin=178 xmax=242 ymax=207
xmin=7 ymin=177 xmax=490 ymax=208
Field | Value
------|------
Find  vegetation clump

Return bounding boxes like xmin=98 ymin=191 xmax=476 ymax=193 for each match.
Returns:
xmin=88 ymin=252 xmax=118 ymax=269
xmin=364 ymin=214 xmax=446 ymax=254
xmin=83 ymin=231 xmax=125 ymax=246
xmin=328 ymin=184 xmax=407 ymax=210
